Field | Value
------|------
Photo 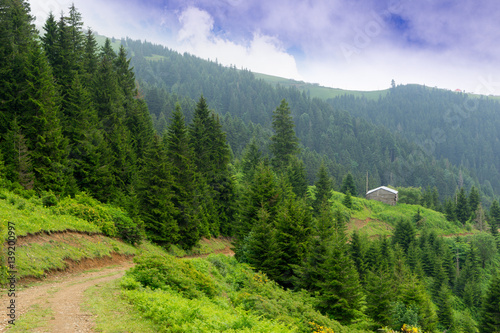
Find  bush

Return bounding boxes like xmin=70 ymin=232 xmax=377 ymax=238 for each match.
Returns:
xmin=51 ymin=192 xmax=144 ymax=243
xmin=127 ymin=253 xmax=219 ymax=299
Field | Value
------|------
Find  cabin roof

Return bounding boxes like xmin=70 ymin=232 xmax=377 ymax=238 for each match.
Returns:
xmin=366 ymin=186 xmax=398 ymax=196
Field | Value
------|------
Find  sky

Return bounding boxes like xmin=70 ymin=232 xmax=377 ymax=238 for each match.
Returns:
xmin=30 ymin=0 xmax=500 ymax=94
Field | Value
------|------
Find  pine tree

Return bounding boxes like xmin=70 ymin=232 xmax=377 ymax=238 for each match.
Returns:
xmin=270 ymin=99 xmax=299 ymax=171
xmin=286 ymin=155 xmax=308 ymax=197
xmin=340 ymin=172 xmax=357 ymax=196
xmin=349 ymin=229 xmax=367 ymax=283
xmin=480 ymin=273 xmax=500 ymax=333
xmin=392 ymin=219 xmax=416 ymax=254
xmin=64 ymin=74 xmax=113 ymax=200
xmin=313 ymin=163 xmax=333 ymax=213
xmin=41 ymin=12 xmax=58 ymax=66
xmin=468 ymin=185 xmax=480 ymax=217
xmin=3 ymin=118 xmax=33 ymax=189
xmin=273 ymin=197 xmax=311 ymax=288
xmin=241 ymin=137 xmax=262 ymax=182
xmin=342 ymin=191 xmax=353 ymax=209
xmin=317 ymin=231 xmax=364 ymax=324
xmin=138 ymin=134 xmax=179 ymax=245
xmin=20 ymin=41 xmax=69 ymax=193
xmin=164 ymin=103 xmax=201 ymax=249
xmin=0 ymin=0 xmax=37 ymax=134
xmin=246 ymin=208 xmax=281 ymax=279
xmin=455 ymin=187 xmax=470 ymax=225
xmin=490 ymin=200 xmax=500 ymax=240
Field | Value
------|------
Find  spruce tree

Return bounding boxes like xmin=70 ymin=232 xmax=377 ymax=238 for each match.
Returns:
xmin=273 ymin=197 xmax=312 ymax=288
xmin=286 ymin=155 xmax=308 ymax=197
xmin=349 ymin=229 xmax=367 ymax=283
xmin=241 ymin=137 xmax=262 ymax=182
xmin=138 ymin=134 xmax=178 ymax=245
xmin=455 ymin=187 xmax=470 ymax=225
xmin=317 ymin=231 xmax=364 ymax=324
xmin=468 ymin=185 xmax=480 ymax=216
xmin=164 ymin=103 xmax=201 ymax=249
xmin=295 ymin=201 xmax=334 ymax=292
xmin=480 ymin=273 xmax=500 ymax=333
xmin=490 ymin=200 xmax=500 ymax=240
xmin=20 ymin=41 xmax=69 ymax=193
xmin=235 ymin=162 xmax=280 ymax=261
xmin=313 ymin=163 xmax=333 ymax=213
xmin=0 ymin=0 xmax=37 ymax=134
xmin=270 ymin=99 xmax=299 ymax=171
xmin=392 ymin=219 xmax=416 ymax=254
xmin=340 ymin=172 xmax=357 ymax=196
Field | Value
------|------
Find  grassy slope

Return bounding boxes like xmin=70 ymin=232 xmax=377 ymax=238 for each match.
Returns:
xmin=253 ymin=72 xmax=389 ymax=100
xmin=328 ymin=190 xmax=467 ymax=237
xmin=86 ymin=243 xmax=368 ymax=333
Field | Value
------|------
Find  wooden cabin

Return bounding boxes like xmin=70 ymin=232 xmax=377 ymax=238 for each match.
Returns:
xmin=366 ymin=186 xmax=398 ymax=205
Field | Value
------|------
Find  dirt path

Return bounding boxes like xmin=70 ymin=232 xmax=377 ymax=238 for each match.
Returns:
xmin=0 ymin=259 xmax=134 ymax=332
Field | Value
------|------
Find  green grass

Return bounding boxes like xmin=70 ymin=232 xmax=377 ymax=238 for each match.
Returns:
xmin=0 ymin=190 xmax=101 ymax=239
xmin=7 ymin=303 xmax=53 ymax=332
xmin=115 ymin=252 xmax=369 ymax=333
xmin=16 ymin=235 xmax=137 ymax=279
xmin=253 ymin=72 xmax=388 ymax=100
xmin=84 ymin=278 xmax=162 ymax=333
xmin=328 ymin=190 xmax=467 ymax=237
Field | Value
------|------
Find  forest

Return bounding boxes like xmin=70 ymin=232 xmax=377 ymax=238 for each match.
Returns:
xmin=2 ymin=1 xmax=500 ymax=332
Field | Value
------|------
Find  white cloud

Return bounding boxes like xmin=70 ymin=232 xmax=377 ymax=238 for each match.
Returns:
xmin=174 ymin=7 xmax=301 ymax=80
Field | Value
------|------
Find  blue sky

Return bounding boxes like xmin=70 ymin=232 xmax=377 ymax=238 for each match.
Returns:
xmin=31 ymin=0 xmax=500 ymax=94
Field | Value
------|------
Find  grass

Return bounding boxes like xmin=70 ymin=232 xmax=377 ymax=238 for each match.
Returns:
xmin=84 ymin=278 xmax=162 ymax=333
xmin=253 ymin=72 xmax=389 ymax=100
xmin=168 ymin=237 xmax=232 ymax=257
xmin=328 ymin=190 xmax=467 ymax=237
xmin=7 ymin=303 xmax=53 ymax=332
xmin=112 ymin=252 xmax=370 ymax=333
xmin=0 ymin=190 xmax=100 ymax=239
xmin=16 ymin=235 xmax=137 ymax=279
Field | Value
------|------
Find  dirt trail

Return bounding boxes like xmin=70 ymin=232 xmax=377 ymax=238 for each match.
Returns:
xmin=0 ymin=257 xmax=134 ymax=332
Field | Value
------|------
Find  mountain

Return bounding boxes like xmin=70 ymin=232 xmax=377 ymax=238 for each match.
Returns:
xmin=120 ymin=37 xmax=489 ymax=202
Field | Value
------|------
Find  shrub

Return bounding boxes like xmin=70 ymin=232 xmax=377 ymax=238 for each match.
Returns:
xmin=127 ymin=253 xmax=219 ymax=299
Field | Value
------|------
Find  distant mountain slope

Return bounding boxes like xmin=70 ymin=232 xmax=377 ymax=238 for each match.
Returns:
xmin=120 ymin=37 xmax=486 ymax=200
xmin=328 ymin=85 xmax=500 ymax=198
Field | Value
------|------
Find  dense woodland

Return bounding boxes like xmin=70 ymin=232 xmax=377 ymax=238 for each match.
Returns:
xmin=3 ymin=1 xmax=500 ymax=332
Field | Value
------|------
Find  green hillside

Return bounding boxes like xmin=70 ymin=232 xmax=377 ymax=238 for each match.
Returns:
xmin=253 ymin=72 xmax=388 ymax=100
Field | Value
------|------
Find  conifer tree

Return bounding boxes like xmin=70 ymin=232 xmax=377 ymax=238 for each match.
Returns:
xmin=164 ymin=103 xmax=201 ymax=249
xmin=270 ymin=99 xmax=299 ymax=171
xmin=455 ymin=187 xmax=470 ymax=225
xmin=241 ymin=137 xmax=262 ymax=182
xmin=342 ymin=191 xmax=353 ymax=209
xmin=246 ymin=208 xmax=282 ymax=279
xmin=20 ymin=41 xmax=69 ymax=193
xmin=295 ymin=201 xmax=333 ymax=292
xmin=340 ymin=172 xmax=357 ymax=196
xmin=392 ymin=219 xmax=416 ymax=254
xmin=273 ymin=197 xmax=312 ymax=288
xmin=286 ymin=155 xmax=308 ymax=197
xmin=3 ymin=118 xmax=33 ymax=189
xmin=490 ymin=200 xmax=500 ymax=240
xmin=480 ymin=273 xmax=500 ymax=333
xmin=235 ymin=162 xmax=280 ymax=261
xmin=313 ymin=163 xmax=332 ymax=213
xmin=64 ymin=74 xmax=113 ymax=200
xmin=0 ymin=0 xmax=37 ymax=134
xmin=138 ymin=134 xmax=178 ymax=245
xmin=349 ymin=230 xmax=367 ymax=283
xmin=365 ymin=268 xmax=395 ymax=326
xmin=317 ymin=231 xmax=364 ymax=324
xmin=41 ymin=12 xmax=58 ymax=66
xmin=468 ymin=185 xmax=480 ymax=216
